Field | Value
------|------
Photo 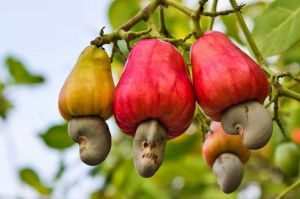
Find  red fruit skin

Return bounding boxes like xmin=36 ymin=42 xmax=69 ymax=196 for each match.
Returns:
xmin=113 ymin=39 xmax=195 ymax=139
xmin=202 ymin=122 xmax=251 ymax=167
xmin=191 ymin=31 xmax=270 ymax=121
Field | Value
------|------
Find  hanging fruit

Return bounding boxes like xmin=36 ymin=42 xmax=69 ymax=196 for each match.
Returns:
xmin=191 ymin=31 xmax=272 ymax=149
xmin=202 ymin=122 xmax=251 ymax=193
xmin=58 ymin=45 xmax=115 ymax=166
xmin=113 ymin=39 xmax=195 ymax=177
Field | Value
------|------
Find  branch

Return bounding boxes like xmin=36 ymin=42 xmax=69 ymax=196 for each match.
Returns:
xmin=276 ymin=179 xmax=300 ymax=199
xmin=119 ymin=0 xmax=160 ymax=31
xmin=272 ymin=94 xmax=286 ymax=136
xmin=275 ymin=82 xmax=300 ymax=102
xmin=204 ymin=4 xmax=245 ymax=17
xmin=208 ymin=0 xmax=218 ymax=30
xmin=159 ymin=6 xmax=173 ymax=38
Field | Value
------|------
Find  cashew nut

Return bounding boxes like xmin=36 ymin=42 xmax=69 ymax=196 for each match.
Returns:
xmin=133 ymin=119 xmax=167 ymax=178
xmin=212 ymin=153 xmax=244 ymax=193
xmin=221 ymin=101 xmax=272 ymax=149
xmin=68 ymin=116 xmax=111 ymax=166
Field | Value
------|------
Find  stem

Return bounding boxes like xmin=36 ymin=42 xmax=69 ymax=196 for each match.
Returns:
xmin=208 ymin=0 xmax=218 ymax=30
xmin=229 ymin=0 xmax=264 ymax=64
xmin=163 ymin=0 xmax=194 ymax=17
xmin=278 ymin=85 xmax=300 ymax=102
xmin=204 ymin=4 xmax=245 ymax=17
xmin=159 ymin=6 xmax=172 ymax=38
xmin=120 ymin=0 xmax=160 ymax=31
xmin=276 ymin=179 xmax=300 ymax=199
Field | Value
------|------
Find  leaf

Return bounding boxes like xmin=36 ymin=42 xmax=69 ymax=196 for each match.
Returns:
xmin=5 ymin=56 xmax=45 ymax=85
xmin=252 ymin=0 xmax=300 ymax=57
xmin=19 ymin=168 xmax=51 ymax=195
xmin=0 ymin=81 xmax=13 ymax=119
xmin=54 ymin=159 xmax=66 ymax=181
xmin=109 ymin=0 xmax=145 ymax=31
xmin=0 ymin=94 xmax=13 ymax=119
xmin=39 ymin=123 xmax=74 ymax=150
xmin=281 ymin=42 xmax=300 ymax=64
xmin=164 ymin=6 xmax=191 ymax=38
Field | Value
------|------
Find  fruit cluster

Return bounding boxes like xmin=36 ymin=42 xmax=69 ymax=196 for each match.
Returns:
xmin=58 ymin=31 xmax=273 ymax=193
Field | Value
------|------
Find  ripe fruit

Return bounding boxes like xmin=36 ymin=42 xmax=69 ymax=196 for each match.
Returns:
xmin=274 ymin=142 xmax=299 ymax=177
xmin=58 ymin=45 xmax=115 ymax=166
xmin=113 ymin=39 xmax=195 ymax=177
xmin=202 ymin=122 xmax=250 ymax=193
xmin=191 ymin=31 xmax=272 ymax=149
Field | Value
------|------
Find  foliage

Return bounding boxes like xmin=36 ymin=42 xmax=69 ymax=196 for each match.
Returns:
xmin=1 ymin=0 xmax=300 ymax=198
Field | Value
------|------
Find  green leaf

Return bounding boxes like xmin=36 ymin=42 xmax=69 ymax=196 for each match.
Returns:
xmin=109 ymin=0 xmax=145 ymax=31
xmin=0 ymin=94 xmax=13 ymax=119
xmin=39 ymin=123 xmax=74 ymax=150
xmin=5 ymin=56 xmax=45 ymax=85
xmin=19 ymin=168 xmax=51 ymax=195
xmin=0 ymin=81 xmax=13 ymax=119
xmin=54 ymin=159 xmax=66 ymax=181
xmin=252 ymin=0 xmax=300 ymax=57
xmin=281 ymin=42 xmax=300 ymax=64
xmin=164 ymin=6 xmax=191 ymax=38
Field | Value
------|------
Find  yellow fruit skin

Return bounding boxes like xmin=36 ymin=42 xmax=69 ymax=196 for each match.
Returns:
xmin=58 ymin=45 xmax=115 ymax=121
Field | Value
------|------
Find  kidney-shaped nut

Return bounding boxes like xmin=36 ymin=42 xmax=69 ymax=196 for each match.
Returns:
xmin=68 ymin=116 xmax=111 ymax=166
xmin=221 ymin=101 xmax=273 ymax=150
xmin=213 ymin=153 xmax=244 ymax=193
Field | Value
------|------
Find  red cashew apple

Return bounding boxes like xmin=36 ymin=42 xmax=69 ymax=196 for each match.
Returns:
xmin=113 ymin=39 xmax=195 ymax=177
xmin=203 ymin=122 xmax=250 ymax=193
xmin=191 ymin=31 xmax=272 ymax=149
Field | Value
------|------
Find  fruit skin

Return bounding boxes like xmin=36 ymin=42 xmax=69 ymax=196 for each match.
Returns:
xmin=58 ymin=45 xmax=115 ymax=121
xmin=202 ymin=122 xmax=250 ymax=167
xmin=274 ymin=142 xmax=299 ymax=176
xmin=191 ymin=31 xmax=269 ymax=121
xmin=113 ymin=39 xmax=195 ymax=139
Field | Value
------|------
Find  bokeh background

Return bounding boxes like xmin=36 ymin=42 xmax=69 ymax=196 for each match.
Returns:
xmin=1 ymin=0 xmax=300 ymax=198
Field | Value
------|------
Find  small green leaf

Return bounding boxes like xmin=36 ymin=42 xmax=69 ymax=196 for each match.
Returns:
xmin=54 ymin=159 xmax=66 ymax=181
xmin=164 ymin=6 xmax=191 ymax=38
xmin=252 ymin=0 xmax=300 ymax=57
xmin=0 ymin=94 xmax=13 ymax=119
xmin=5 ymin=56 xmax=45 ymax=85
xmin=39 ymin=123 xmax=74 ymax=150
xmin=19 ymin=168 xmax=51 ymax=195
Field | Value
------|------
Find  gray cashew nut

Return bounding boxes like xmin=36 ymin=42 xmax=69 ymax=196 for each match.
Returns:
xmin=221 ymin=101 xmax=272 ymax=149
xmin=133 ymin=119 xmax=167 ymax=178
xmin=212 ymin=153 xmax=244 ymax=194
xmin=68 ymin=116 xmax=111 ymax=166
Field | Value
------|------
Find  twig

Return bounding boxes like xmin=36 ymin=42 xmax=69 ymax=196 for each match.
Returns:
xmin=276 ymin=179 xmax=300 ymax=199
xmin=159 ymin=6 xmax=173 ymax=38
xmin=208 ymin=0 xmax=218 ymax=30
xmin=272 ymin=95 xmax=286 ymax=137
xmin=205 ymin=4 xmax=245 ymax=17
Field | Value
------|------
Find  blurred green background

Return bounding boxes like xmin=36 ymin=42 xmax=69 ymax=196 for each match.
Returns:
xmin=1 ymin=0 xmax=300 ymax=198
